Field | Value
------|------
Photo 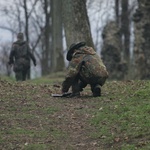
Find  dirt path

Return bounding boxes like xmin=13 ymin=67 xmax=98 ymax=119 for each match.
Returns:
xmin=0 ymin=80 xmax=103 ymax=149
xmin=51 ymin=98 xmax=101 ymax=149
xmin=1 ymin=78 xmax=150 ymax=149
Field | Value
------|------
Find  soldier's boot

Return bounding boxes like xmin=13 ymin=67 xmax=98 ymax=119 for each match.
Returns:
xmin=92 ymin=84 xmax=101 ymax=97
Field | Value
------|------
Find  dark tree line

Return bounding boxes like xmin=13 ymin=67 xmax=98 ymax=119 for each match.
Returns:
xmin=0 ymin=0 xmax=149 ymax=80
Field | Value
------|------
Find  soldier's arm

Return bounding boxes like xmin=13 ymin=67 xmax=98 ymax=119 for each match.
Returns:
xmin=62 ymin=66 xmax=79 ymax=93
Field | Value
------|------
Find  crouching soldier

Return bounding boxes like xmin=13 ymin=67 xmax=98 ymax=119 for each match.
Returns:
xmin=62 ymin=42 xmax=109 ymax=97
xmin=8 ymin=32 xmax=36 ymax=81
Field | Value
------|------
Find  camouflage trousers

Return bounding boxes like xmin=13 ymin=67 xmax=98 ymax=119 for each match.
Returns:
xmin=71 ymin=75 xmax=101 ymax=95
xmin=15 ymin=69 xmax=29 ymax=81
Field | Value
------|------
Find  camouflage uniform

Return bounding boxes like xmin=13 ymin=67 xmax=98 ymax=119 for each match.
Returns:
xmin=8 ymin=33 xmax=36 ymax=81
xmin=62 ymin=43 xmax=108 ymax=97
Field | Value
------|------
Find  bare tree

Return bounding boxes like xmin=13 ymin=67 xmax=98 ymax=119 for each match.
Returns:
xmin=51 ymin=0 xmax=65 ymax=72
xmin=0 ymin=43 xmax=12 ymax=76
xmin=133 ymin=0 xmax=150 ymax=79
xmin=115 ymin=0 xmax=119 ymax=25
xmin=40 ymin=0 xmax=52 ymax=75
xmin=62 ymin=0 xmax=94 ymax=48
xmin=101 ymin=21 xmax=127 ymax=80
xmin=0 ymin=0 xmax=52 ymax=77
xmin=121 ymin=0 xmax=130 ymax=63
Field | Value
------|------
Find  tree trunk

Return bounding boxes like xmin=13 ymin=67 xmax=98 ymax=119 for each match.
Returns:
xmin=51 ymin=0 xmax=65 ymax=72
xmin=121 ymin=0 xmax=130 ymax=63
xmin=23 ymin=0 xmax=30 ymax=79
xmin=115 ymin=0 xmax=119 ymax=25
xmin=41 ymin=0 xmax=51 ymax=76
xmin=101 ymin=21 xmax=127 ymax=80
xmin=133 ymin=0 xmax=150 ymax=79
xmin=62 ymin=0 xmax=94 ymax=48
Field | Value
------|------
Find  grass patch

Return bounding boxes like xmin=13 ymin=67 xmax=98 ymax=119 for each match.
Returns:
xmin=27 ymin=72 xmax=65 ymax=84
xmin=1 ymin=76 xmax=150 ymax=149
xmin=24 ymin=144 xmax=47 ymax=150
xmin=89 ymin=80 xmax=150 ymax=149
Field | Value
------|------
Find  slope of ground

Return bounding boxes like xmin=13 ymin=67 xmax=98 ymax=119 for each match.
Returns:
xmin=0 ymin=75 xmax=150 ymax=150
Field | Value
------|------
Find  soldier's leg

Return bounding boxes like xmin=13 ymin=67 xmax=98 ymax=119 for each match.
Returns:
xmin=15 ymin=71 xmax=23 ymax=81
xmin=91 ymin=84 xmax=101 ymax=97
xmin=22 ymin=69 xmax=28 ymax=81
xmin=78 ymin=75 xmax=87 ymax=91
xmin=79 ymin=80 xmax=87 ymax=92
xmin=70 ymin=76 xmax=80 ymax=97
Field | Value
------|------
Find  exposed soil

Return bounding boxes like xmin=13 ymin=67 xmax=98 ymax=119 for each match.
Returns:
xmin=0 ymin=78 xmax=150 ymax=150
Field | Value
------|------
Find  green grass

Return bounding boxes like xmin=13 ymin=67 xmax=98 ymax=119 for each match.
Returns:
xmin=27 ymin=72 xmax=65 ymax=84
xmin=0 ymin=76 xmax=150 ymax=149
xmin=0 ymin=75 xmax=16 ymax=82
xmin=89 ymin=80 xmax=150 ymax=149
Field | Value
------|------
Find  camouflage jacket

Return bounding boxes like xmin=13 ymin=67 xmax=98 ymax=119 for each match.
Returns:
xmin=62 ymin=46 xmax=109 ymax=92
xmin=9 ymin=40 xmax=36 ymax=72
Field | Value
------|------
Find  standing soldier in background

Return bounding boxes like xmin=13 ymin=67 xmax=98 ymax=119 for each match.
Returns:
xmin=8 ymin=32 xmax=36 ymax=81
xmin=62 ymin=42 xmax=109 ymax=97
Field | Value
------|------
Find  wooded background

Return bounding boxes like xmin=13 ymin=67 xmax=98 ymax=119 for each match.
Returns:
xmin=0 ymin=0 xmax=149 ymax=80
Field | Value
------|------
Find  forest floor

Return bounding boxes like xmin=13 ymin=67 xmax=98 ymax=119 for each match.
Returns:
xmin=0 ymin=73 xmax=150 ymax=150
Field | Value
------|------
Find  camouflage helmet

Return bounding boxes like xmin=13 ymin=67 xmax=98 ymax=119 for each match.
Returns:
xmin=66 ymin=42 xmax=86 ymax=61
xmin=17 ymin=32 xmax=24 ymax=40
